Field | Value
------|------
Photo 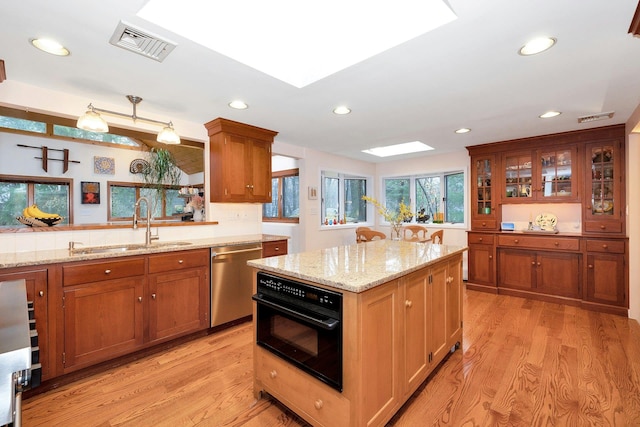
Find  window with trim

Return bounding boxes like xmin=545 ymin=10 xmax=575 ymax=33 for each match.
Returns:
xmin=321 ymin=171 xmax=368 ymax=225
xmin=263 ymin=168 xmax=299 ymax=222
xmin=108 ymin=182 xmax=185 ymax=221
xmin=0 ymin=175 xmax=72 ymax=226
xmin=383 ymin=171 xmax=465 ymax=224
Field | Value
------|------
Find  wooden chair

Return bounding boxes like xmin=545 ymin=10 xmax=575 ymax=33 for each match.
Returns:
xmin=403 ymin=225 xmax=428 ymax=242
xmin=356 ymin=228 xmax=387 ymax=243
xmin=430 ymin=229 xmax=443 ymax=244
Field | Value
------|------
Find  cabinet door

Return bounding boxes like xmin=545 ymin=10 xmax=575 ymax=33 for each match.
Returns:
xmin=498 ymin=249 xmax=535 ymax=290
xmin=584 ymin=140 xmax=623 ymax=233
xmin=538 ymin=146 xmax=578 ymax=201
xmin=429 ymin=262 xmax=448 ymax=366
xmin=147 ymin=267 xmax=209 ymax=344
xmin=402 ymin=270 xmax=429 ymax=392
xmin=535 ymin=252 xmax=581 ymax=298
xmin=249 ymin=138 xmax=273 ymax=202
xmin=585 ymin=252 xmax=626 ymax=307
xmin=0 ymin=268 xmax=50 ymax=380
xmin=503 ymin=151 xmax=533 ymax=201
xmin=471 ymin=155 xmax=498 ymax=230
xmin=224 ymin=134 xmax=252 ymax=201
xmin=63 ymin=278 xmax=144 ymax=371
xmin=467 ymin=244 xmax=495 ymax=286
xmin=446 ymin=256 xmax=463 ymax=348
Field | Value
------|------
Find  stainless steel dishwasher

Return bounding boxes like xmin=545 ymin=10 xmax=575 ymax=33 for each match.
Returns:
xmin=210 ymin=243 xmax=263 ymax=327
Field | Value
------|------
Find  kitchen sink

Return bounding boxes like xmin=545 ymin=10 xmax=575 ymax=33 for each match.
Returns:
xmin=70 ymin=241 xmax=192 ymax=255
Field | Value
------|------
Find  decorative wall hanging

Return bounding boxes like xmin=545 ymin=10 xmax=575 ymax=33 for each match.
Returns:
xmin=129 ymin=158 xmax=150 ymax=174
xmin=17 ymin=143 xmax=80 ymax=173
xmin=94 ymin=156 xmax=115 ymax=174
xmin=81 ymin=181 xmax=100 ymax=204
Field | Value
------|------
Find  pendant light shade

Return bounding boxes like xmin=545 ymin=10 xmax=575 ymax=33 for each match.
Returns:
xmin=77 ymin=107 xmax=109 ymax=133
xmin=156 ymin=124 xmax=181 ymax=144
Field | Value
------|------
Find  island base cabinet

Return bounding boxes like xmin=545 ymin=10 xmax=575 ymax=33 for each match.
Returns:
xmin=63 ymin=278 xmax=144 ymax=372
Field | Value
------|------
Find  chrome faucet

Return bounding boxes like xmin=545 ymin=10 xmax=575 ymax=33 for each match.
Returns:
xmin=133 ymin=196 xmax=159 ymax=246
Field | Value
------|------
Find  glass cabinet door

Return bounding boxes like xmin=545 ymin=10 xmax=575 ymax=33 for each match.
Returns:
xmin=589 ymin=144 xmax=615 ymax=216
xmin=504 ymin=152 xmax=532 ymax=199
xmin=539 ymin=148 xmax=574 ymax=198
xmin=475 ymin=158 xmax=493 ymax=216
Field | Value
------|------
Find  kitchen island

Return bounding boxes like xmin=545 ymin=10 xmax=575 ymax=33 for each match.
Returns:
xmin=248 ymin=240 xmax=467 ymax=427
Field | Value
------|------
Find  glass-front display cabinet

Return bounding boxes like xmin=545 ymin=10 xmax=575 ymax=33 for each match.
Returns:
xmin=503 ymin=146 xmax=577 ymax=201
xmin=584 ymin=140 xmax=623 ymax=233
xmin=471 ymin=155 xmax=499 ymax=230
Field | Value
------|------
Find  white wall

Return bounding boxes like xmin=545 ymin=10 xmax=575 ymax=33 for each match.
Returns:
xmin=626 ymin=108 xmax=640 ymax=322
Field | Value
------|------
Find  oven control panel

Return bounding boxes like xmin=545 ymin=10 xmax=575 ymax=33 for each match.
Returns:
xmin=257 ymin=272 xmax=341 ymax=310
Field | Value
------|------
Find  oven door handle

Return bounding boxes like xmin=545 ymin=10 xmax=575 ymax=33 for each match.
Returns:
xmin=252 ymin=293 xmax=340 ymax=331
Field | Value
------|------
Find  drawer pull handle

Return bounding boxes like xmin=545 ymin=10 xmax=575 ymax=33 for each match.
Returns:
xmin=39 ymin=290 xmax=44 ymax=297
xmin=514 ymin=239 xmax=519 ymax=243
xmin=314 ymin=399 xmax=324 ymax=410
xmin=482 ymin=222 xmax=486 ymax=226
xmin=600 ymin=225 xmax=606 ymax=230
xmin=274 ymin=247 xmax=279 ymax=251
xmin=602 ymin=244 xmax=608 ymax=249
xmin=531 ymin=261 xmax=536 ymax=265
xmin=152 ymin=293 xmax=157 ymax=300
xmin=537 ymin=262 xmax=541 ymax=266
xmin=105 ymin=269 xmax=112 ymax=274
xmin=588 ymin=264 xmax=594 ymax=269
xmin=405 ymin=300 xmax=413 ymax=308
xmin=178 ymin=260 xmax=184 ymax=264
xmin=479 ymin=237 xmax=483 ymax=242
xmin=554 ymin=242 xmax=559 ymax=246
xmin=270 ymin=370 xmax=277 ymax=379
xmin=489 ymin=255 xmax=493 ymax=259
xmin=138 ymin=296 xmax=143 ymax=302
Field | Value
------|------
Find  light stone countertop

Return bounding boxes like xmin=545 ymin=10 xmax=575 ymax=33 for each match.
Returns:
xmin=248 ymin=240 xmax=468 ymax=293
xmin=0 ymin=234 xmax=288 ymax=269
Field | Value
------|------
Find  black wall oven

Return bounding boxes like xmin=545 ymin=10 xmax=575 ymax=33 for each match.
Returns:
xmin=253 ymin=272 xmax=343 ymax=391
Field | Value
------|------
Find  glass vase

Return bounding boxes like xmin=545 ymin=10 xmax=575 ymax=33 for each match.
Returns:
xmin=391 ymin=223 xmax=403 ymax=240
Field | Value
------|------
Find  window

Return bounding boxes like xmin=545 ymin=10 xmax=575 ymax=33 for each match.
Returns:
xmin=0 ymin=175 xmax=72 ymax=226
xmin=321 ymin=171 xmax=368 ymax=225
xmin=383 ymin=171 xmax=465 ymax=224
xmin=108 ymin=182 xmax=186 ymax=221
xmin=263 ymin=169 xmax=299 ymax=222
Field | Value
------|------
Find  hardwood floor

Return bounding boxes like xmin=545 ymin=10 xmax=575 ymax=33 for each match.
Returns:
xmin=22 ymin=289 xmax=640 ymax=426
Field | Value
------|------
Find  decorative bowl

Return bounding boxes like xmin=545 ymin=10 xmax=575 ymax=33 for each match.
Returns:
xmin=17 ymin=216 xmax=63 ymax=227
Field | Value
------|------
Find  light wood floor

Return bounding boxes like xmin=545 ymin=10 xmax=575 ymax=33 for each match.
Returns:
xmin=22 ymin=289 xmax=640 ymax=426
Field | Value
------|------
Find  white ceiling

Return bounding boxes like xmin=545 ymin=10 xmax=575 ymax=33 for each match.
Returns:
xmin=1 ymin=0 xmax=640 ymax=162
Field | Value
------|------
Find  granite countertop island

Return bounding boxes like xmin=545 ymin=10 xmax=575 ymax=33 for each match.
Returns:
xmin=248 ymin=239 xmax=467 ymax=293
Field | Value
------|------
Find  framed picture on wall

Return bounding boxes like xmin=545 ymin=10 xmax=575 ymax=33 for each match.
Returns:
xmin=81 ymin=181 xmax=100 ymax=204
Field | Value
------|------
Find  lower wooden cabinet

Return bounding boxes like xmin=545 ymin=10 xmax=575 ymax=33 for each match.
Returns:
xmin=61 ymin=249 xmax=210 ymax=373
xmin=262 ymin=239 xmax=288 ymax=257
xmin=584 ymin=239 xmax=627 ymax=311
xmin=0 ymin=266 xmax=51 ymax=380
xmin=466 ymin=233 xmax=496 ymax=291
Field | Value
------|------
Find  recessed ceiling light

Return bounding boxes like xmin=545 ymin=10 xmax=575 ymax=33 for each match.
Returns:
xmin=30 ymin=38 xmax=70 ymax=56
xmin=455 ymin=128 xmax=471 ymax=134
xmin=518 ymin=37 xmax=556 ymax=56
xmin=333 ymin=106 xmax=351 ymax=115
xmin=539 ymin=111 xmax=561 ymax=119
xmin=229 ymin=100 xmax=248 ymax=110
xmin=362 ymin=141 xmax=434 ymax=157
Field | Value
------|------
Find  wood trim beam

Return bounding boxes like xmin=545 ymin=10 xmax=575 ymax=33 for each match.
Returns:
xmin=629 ymin=1 xmax=640 ymax=36
xmin=0 ymin=59 xmax=6 ymax=83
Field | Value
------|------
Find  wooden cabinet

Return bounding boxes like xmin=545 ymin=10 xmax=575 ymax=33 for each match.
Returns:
xmin=62 ymin=257 xmax=146 ymax=372
xmin=0 ymin=266 xmax=51 ymax=380
xmin=502 ymin=145 xmax=578 ymax=202
xmin=583 ymin=139 xmax=624 ymax=234
xmin=61 ymin=249 xmax=210 ymax=373
xmin=584 ymin=239 xmax=627 ymax=311
xmin=147 ymin=249 xmax=210 ymax=344
xmin=205 ymin=118 xmax=278 ymax=203
xmin=262 ymin=239 xmax=288 ymax=257
xmin=466 ymin=232 xmax=496 ymax=290
xmin=471 ymin=155 xmax=499 ymax=230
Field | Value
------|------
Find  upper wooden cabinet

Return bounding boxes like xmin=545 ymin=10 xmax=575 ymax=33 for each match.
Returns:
xmin=205 ymin=118 xmax=278 ymax=203
xmin=471 ymin=155 xmax=500 ymax=230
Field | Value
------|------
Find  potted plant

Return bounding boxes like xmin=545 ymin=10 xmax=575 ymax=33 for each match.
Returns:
xmin=140 ymin=148 xmax=182 ymax=216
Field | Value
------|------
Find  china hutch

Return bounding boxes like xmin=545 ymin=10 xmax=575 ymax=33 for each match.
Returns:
xmin=467 ymin=124 xmax=628 ymax=316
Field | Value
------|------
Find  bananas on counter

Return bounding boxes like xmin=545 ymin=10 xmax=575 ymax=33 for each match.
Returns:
xmin=22 ymin=204 xmax=61 ymax=219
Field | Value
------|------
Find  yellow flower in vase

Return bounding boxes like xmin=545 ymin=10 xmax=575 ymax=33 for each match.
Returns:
xmin=362 ymin=196 xmax=413 ymax=240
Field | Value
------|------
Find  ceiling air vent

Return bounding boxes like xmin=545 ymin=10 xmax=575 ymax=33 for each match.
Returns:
xmin=577 ymin=111 xmax=614 ymax=123
xmin=109 ymin=21 xmax=177 ymax=62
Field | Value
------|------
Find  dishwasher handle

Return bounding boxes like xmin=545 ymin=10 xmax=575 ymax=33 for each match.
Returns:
xmin=212 ymin=247 xmax=262 ymax=257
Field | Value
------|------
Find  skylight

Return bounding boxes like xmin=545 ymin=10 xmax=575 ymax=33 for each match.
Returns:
xmin=362 ymin=141 xmax=434 ymax=157
xmin=138 ymin=0 xmax=457 ymax=88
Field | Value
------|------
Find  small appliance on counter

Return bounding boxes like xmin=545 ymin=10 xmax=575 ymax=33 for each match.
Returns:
xmin=501 ymin=222 xmax=515 ymax=231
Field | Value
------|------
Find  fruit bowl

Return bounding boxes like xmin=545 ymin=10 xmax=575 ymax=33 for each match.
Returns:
xmin=17 ymin=216 xmax=64 ymax=227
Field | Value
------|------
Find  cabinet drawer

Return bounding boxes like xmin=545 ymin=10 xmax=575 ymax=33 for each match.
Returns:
xmin=497 ymin=235 xmax=580 ymax=251
xmin=468 ymin=233 xmax=494 ymax=245
xmin=584 ymin=221 xmax=623 ymax=234
xmin=471 ymin=219 xmax=497 ymax=230
xmin=257 ymin=349 xmax=349 ymax=427
xmin=63 ymin=258 xmax=145 ymax=286
xmin=586 ymin=239 xmax=625 ymax=254
xmin=148 ymin=248 xmax=209 ymax=274
xmin=262 ymin=240 xmax=288 ymax=257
